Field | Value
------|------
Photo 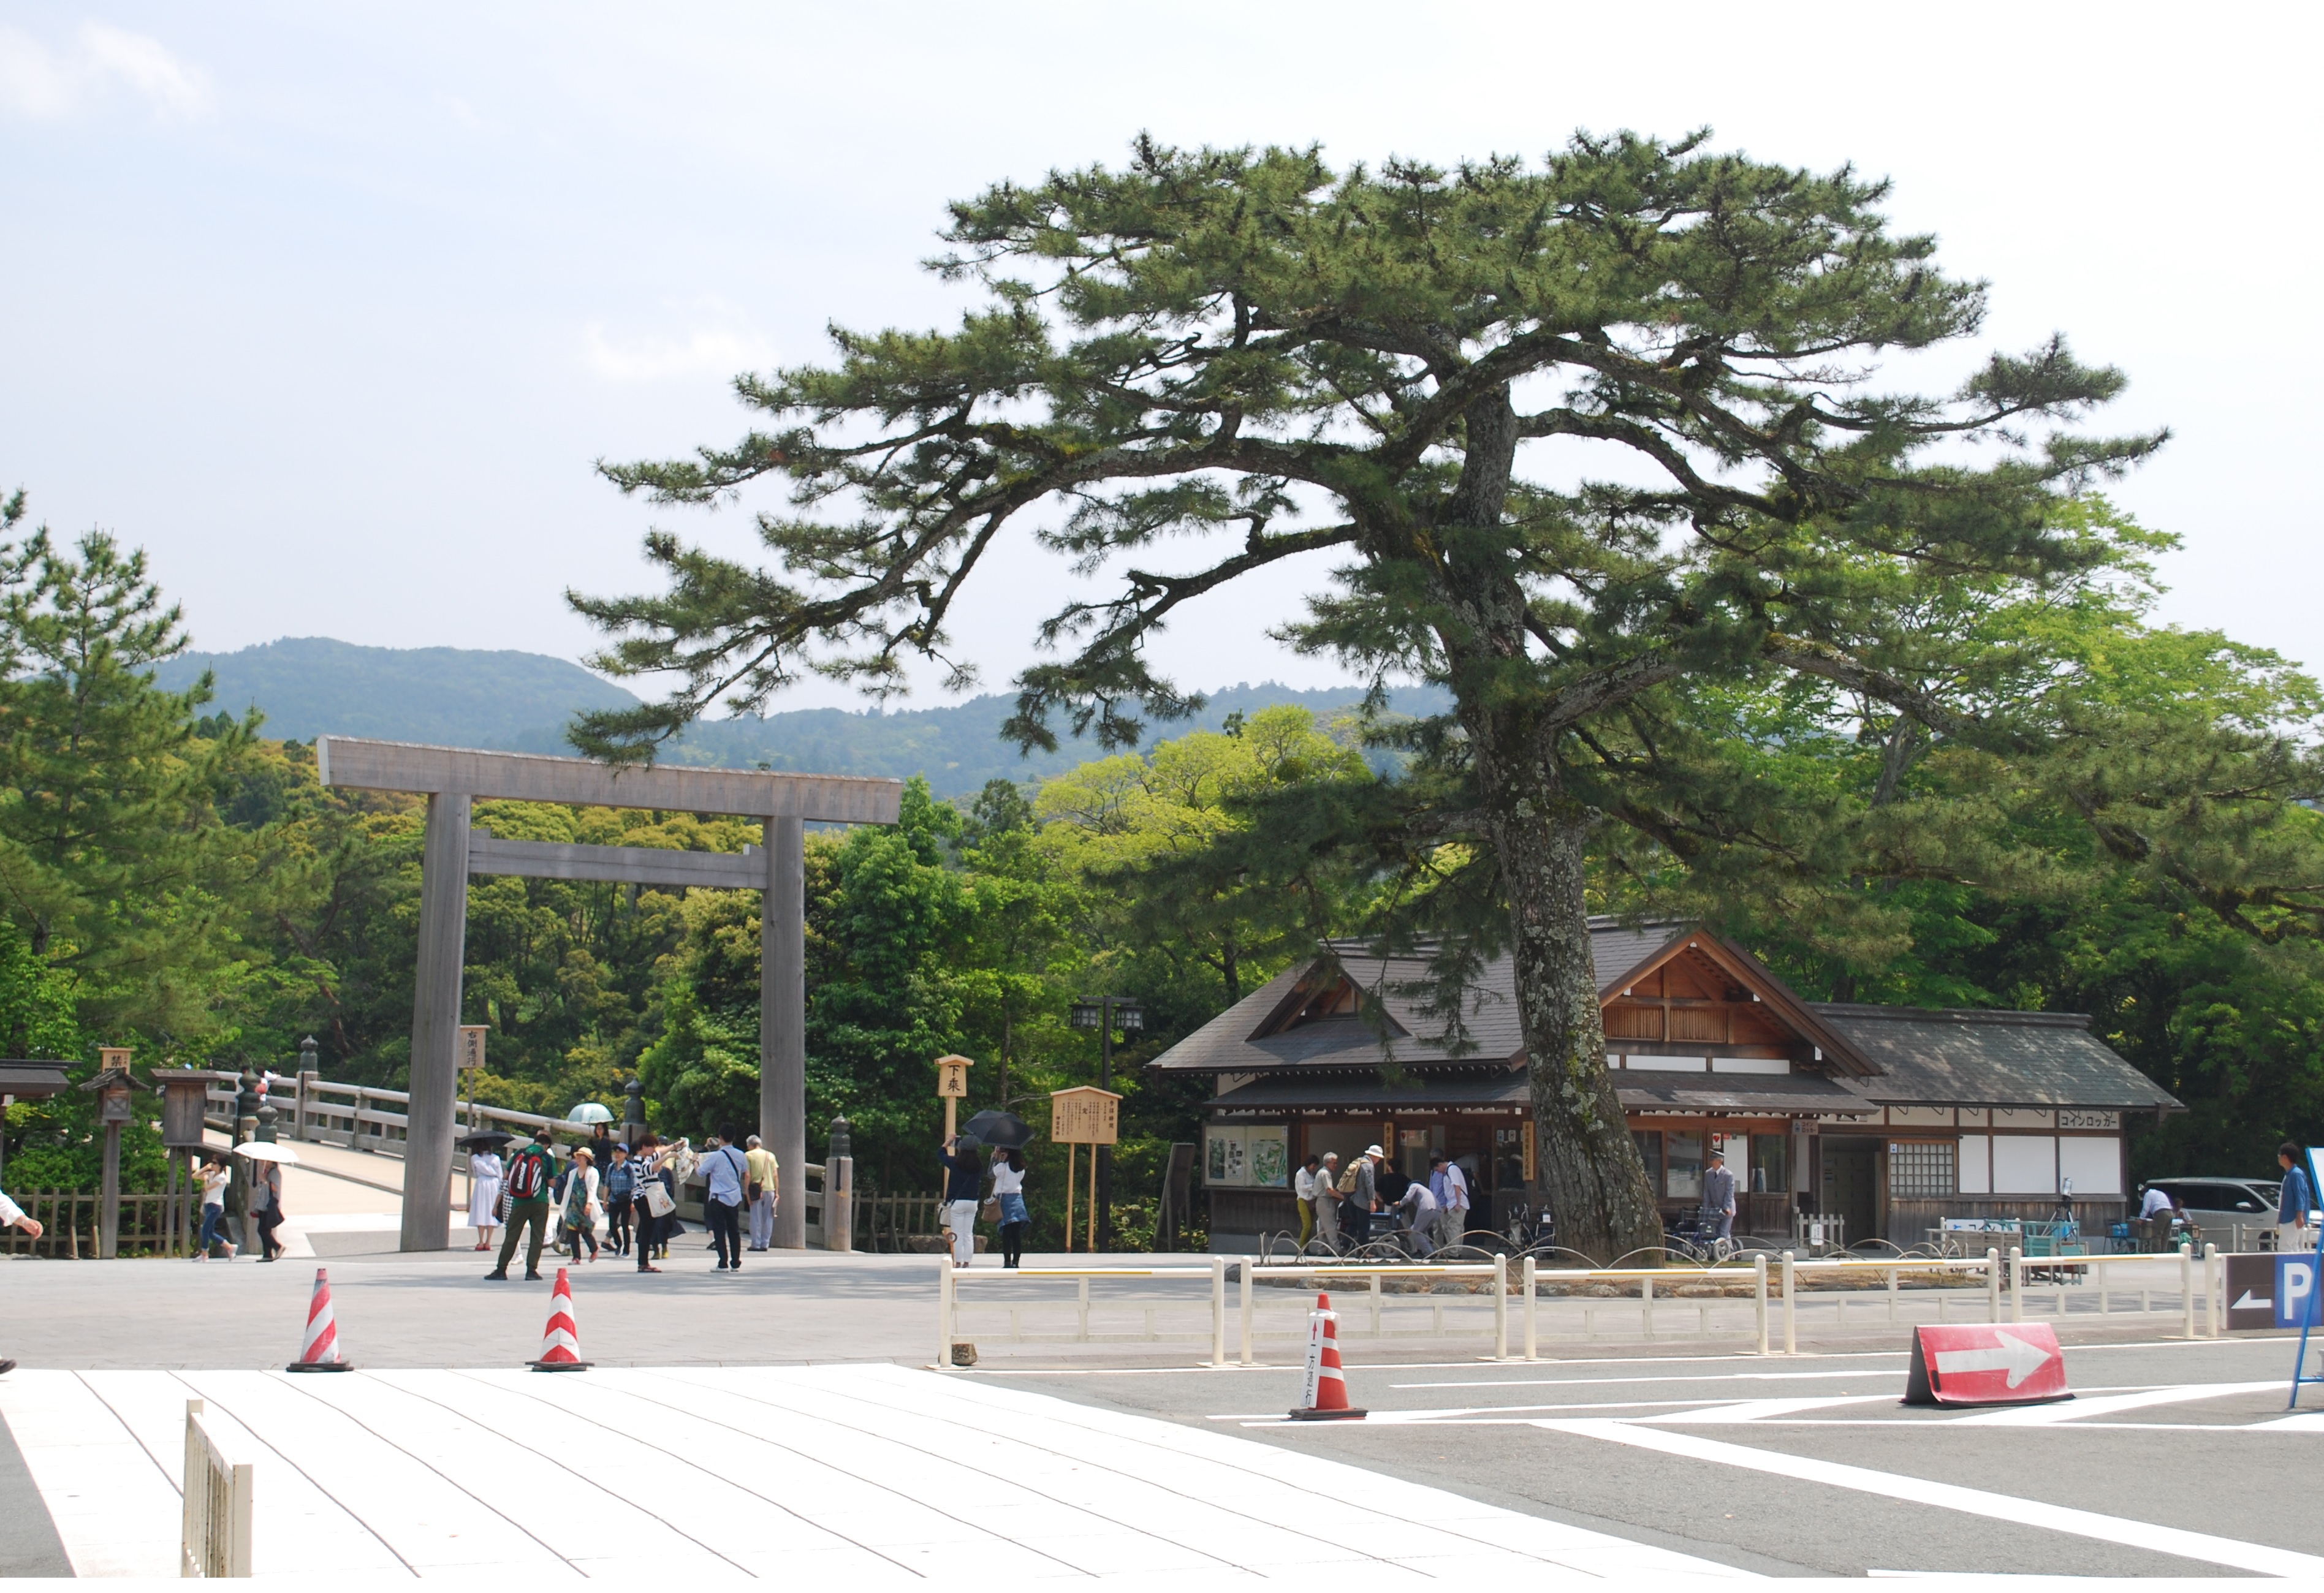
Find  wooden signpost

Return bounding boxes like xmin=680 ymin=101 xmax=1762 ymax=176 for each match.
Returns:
xmin=1050 ymin=1085 xmax=1120 ymax=1253
xmin=935 ymin=1054 xmax=973 ymax=1145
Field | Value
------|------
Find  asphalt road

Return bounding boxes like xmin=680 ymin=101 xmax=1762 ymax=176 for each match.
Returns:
xmin=979 ymin=1334 xmax=2324 ymax=1578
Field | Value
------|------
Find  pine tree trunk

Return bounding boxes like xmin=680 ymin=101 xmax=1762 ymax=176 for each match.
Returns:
xmin=1430 ymin=386 xmax=1663 ymax=1265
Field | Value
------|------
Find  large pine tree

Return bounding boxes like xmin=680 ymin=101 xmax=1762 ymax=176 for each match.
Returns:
xmin=569 ymin=133 xmax=2155 ymax=1260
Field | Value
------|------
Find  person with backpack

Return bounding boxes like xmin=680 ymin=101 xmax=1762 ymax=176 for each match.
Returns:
xmin=699 ymin=1127 xmax=750 ymax=1271
xmin=487 ymin=1126 xmax=558 ymax=1281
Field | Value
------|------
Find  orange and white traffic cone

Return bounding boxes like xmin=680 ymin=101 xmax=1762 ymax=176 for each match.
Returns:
xmin=1288 ymin=1290 xmax=1365 ymax=1421
xmin=528 ymin=1266 xmax=592 ymax=1372
xmin=285 ymin=1267 xmax=353 ymax=1372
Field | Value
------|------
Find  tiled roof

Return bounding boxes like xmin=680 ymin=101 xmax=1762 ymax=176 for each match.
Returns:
xmin=1810 ymin=1004 xmax=2181 ymax=1112
xmin=1152 ymin=924 xmax=2184 ymax=1117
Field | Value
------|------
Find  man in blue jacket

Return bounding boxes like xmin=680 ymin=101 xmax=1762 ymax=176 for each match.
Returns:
xmin=2281 ymin=1143 xmax=2315 ymax=1254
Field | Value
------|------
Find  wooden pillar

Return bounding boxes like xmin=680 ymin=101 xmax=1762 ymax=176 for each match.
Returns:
xmin=402 ymin=789 xmax=471 ymax=1253
xmin=99 ymin=1121 xmax=121 ymax=1259
xmin=763 ymin=815 xmax=807 ymax=1249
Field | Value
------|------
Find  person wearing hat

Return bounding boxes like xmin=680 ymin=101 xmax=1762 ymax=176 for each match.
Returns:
xmin=1703 ymin=1146 xmax=1738 ymax=1246
xmin=1340 ymin=1145 xmax=1382 ymax=1246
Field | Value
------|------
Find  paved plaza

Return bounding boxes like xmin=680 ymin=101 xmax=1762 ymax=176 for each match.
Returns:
xmin=6 ymin=1238 xmax=2324 ymax=1581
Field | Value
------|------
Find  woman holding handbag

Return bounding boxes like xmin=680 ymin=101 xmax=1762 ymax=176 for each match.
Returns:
xmin=631 ymin=1135 xmax=675 ymax=1274
xmin=988 ymin=1146 xmax=1028 ymax=1269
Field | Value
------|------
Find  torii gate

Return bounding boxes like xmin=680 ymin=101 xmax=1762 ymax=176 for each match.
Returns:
xmin=317 ymin=737 xmax=902 ymax=1253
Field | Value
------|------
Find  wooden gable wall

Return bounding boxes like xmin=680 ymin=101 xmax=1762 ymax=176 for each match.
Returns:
xmin=1601 ymin=944 xmax=1804 ymax=1058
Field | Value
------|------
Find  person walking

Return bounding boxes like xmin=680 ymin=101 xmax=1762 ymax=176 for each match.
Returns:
xmin=1312 ymin=1152 xmax=1342 ymax=1251
xmin=604 ymin=1141 xmax=634 ymax=1258
xmin=194 ymin=1155 xmax=234 ymax=1260
xmin=0 ymin=1189 xmax=44 ymax=1374
xmin=1340 ymin=1145 xmax=1381 ymax=1247
xmin=468 ymin=1144 xmax=503 ymax=1254
xmin=699 ymin=1128 xmax=749 ymax=1272
xmin=1703 ymin=1146 xmax=1739 ymax=1247
xmin=941 ymin=1136 xmax=983 ymax=1268
xmin=488 ymin=1127 xmax=558 ymax=1281
xmin=1428 ymin=1152 xmax=1470 ymax=1251
xmin=631 ymin=1134 xmax=672 ymax=1273
xmin=990 ymin=1145 xmax=1029 ymax=1268
xmin=2281 ymin=1143 xmax=2315 ymax=1255
xmin=1293 ymin=1155 xmax=1320 ymax=1249
xmin=561 ymin=1146 xmax=602 ymax=1263
xmin=249 ymin=1158 xmax=286 ymax=1262
xmin=745 ymin=1133 xmax=780 ymax=1252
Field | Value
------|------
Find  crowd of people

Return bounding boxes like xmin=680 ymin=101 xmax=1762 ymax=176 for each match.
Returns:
xmin=1288 ymin=1145 xmax=1474 ymax=1257
xmin=476 ymin=1122 xmax=788 ymax=1280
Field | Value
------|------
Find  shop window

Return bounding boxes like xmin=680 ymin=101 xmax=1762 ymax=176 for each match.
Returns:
xmin=1666 ymin=1130 xmax=1704 ymax=1200
xmin=1888 ymin=1139 xmax=1957 ymax=1198
xmin=1494 ymin=1126 xmax=1527 ymax=1190
xmin=1750 ymin=1133 xmax=1787 ymax=1195
xmin=1632 ymin=1129 xmax=1663 ymax=1198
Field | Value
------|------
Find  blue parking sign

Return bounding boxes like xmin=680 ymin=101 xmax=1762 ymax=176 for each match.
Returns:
xmin=2279 ymin=1254 xmax=2324 ymax=1328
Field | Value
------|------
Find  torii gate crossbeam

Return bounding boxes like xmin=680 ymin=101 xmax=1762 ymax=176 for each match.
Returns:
xmin=318 ymin=737 xmax=902 ymax=1253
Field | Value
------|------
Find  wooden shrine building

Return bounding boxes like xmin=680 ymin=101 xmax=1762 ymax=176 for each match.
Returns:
xmin=1153 ymin=921 xmax=2181 ymax=1252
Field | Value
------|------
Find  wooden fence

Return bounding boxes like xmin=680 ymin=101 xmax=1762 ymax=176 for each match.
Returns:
xmin=0 ymin=1189 xmax=194 ymax=1258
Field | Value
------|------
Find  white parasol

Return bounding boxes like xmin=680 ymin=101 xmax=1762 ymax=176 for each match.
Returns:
xmin=232 ymin=1141 xmax=302 ymax=1164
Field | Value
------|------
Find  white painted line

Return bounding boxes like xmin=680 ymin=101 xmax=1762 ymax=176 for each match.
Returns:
xmin=1394 ymin=1368 xmax=1902 ymax=1391
xmin=1635 ymin=1395 xmax=1905 ymax=1425
xmin=1540 ymin=1417 xmax=2324 ymax=1576
xmin=1945 ymin=1381 xmax=2284 ymax=1426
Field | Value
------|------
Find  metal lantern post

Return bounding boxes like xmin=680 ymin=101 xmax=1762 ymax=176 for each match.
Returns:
xmin=1068 ymin=997 xmax=1142 ymax=1251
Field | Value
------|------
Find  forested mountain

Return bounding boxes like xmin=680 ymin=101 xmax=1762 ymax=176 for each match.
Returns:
xmin=158 ymin=637 xmax=1440 ymax=795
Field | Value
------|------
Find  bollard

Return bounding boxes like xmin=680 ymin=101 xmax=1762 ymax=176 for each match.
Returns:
xmin=1239 ymin=1258 xmax=1255 ymax=1367
xmin=1986 ymin=1247 xmax=2001 ymax=1323
xmin=1754 ymin=1253 xmax=1770 ymax=1356
xmin=2010 ymin=1247 xmax=2024 ymax=1325
xmin=935 ymin=1255 xmax=955 ymax=1369
xmin=2205 ymin=1243 xmax=2220 ymax=1338
xmin=1523 ymin=1255 xmax=1539 ymax=1361
xmin=2179 ymin=1243 xmax=2194 ymax=1340
xmin=1494 ymin=1253 xmax=1509 ymax=1360
xmin=1780 ymin=1251 xmax=1796 ymax=1355
xmin=1642 ymin=1269 xmax=1655 ymax=1340
xmin=1886 ymin=1262 xmax=1899 ymax=1325
xmin=1209 ymin=1256 xmax=1228 ymax=1365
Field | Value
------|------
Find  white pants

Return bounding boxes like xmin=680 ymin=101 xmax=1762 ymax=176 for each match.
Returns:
xmin=1438 ymin=1208 xmax=1468 ymax=1249
xmin=750 ymin=1192 xmax=776 ymax=1249
xmin=946 ymin=1199 xmax=979 ymax=1265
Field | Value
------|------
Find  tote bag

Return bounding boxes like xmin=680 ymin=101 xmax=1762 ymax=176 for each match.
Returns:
xmin=639 ymin=1179 xmax=675 ymax=1219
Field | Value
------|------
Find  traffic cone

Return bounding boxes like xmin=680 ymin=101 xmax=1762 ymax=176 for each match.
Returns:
xmin=528 ymin=1266 xmax=592 ymax=1372
xmin=1288 ymin=1290 xmax=1365 ymax=1421
xmin=285 ymin=1267 xmax=353 ymax=1372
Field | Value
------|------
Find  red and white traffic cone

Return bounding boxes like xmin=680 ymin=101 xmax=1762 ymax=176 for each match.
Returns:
xmin=1288 ymin=1290 xmax=1365 ymax=1421
xmin=528 ymin=1266 xmax=592 ymax=1372
xmin=285 ymin=1267 xmax=353 ymax=1372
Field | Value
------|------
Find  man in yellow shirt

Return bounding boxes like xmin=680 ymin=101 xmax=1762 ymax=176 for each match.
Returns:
xmin=745 ymin=1133 xmax=781 ymax=1251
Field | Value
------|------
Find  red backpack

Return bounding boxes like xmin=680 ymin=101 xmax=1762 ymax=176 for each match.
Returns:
xmin=506 ymin=1145 xmax=551 ymax=1200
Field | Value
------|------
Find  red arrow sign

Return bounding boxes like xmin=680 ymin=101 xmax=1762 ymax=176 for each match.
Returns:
xmin=1903 ymin=1323 xmax=2071 ymax=1406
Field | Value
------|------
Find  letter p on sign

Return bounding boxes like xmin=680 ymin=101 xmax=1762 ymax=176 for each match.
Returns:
xmin=2278 ymin=1255 xmax=2324 ymax=1329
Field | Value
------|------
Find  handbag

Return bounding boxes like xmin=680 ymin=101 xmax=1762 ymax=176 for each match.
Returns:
xmin=639 ymin=1180 xmax=675 ymax=1219
xmin=979 ymin=1197 xmax=1001 ymax=1223
xmin=496 ymin=1186 xmax=512 ymax=1223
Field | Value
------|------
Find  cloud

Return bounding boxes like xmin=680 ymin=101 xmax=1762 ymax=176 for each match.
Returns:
xmin=582 ymin=320 xmax=774 ymax=383
xmin=0 ymin=21 xmax=208 ymax=119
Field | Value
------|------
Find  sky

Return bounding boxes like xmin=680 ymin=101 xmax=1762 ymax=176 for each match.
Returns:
xmin=3 ymin=4 xmax=2317 ymax=714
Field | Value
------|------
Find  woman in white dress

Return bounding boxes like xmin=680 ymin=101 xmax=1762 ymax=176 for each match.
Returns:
xmin=468 ymin=1147 xmax=503 ymax=1252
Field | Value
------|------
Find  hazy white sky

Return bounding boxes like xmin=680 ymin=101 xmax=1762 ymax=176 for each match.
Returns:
xmin=4 ymin=4 xmax=2316 ymax=712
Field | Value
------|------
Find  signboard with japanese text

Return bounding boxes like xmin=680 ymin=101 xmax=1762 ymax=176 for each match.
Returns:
xmin=1051 ymin=1085 xmax=1119 ymax=1145
xmin=458 ymin=1026 xmax=488 ymax=1070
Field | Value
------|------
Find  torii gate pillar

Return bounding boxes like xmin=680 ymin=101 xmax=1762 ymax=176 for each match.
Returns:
xmin=762 ymin=815 xmax=807 ymax=1249
xmin=320 ymin=737 xmax=900 ymax=1253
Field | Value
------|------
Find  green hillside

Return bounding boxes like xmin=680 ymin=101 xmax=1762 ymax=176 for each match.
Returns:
xmin=158 ymin=637 xmax=1441 ymax=795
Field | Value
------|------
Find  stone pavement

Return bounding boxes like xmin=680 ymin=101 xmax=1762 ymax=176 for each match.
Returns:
xmin=0 ymin=1362 xmax=1752 ymax=1581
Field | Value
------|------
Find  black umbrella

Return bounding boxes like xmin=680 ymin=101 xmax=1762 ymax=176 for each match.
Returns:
xmin=457 ymin=1130 xmax=515 ymax=1151
xmin=959 ymin=1110 xmax=1035 ymax=1149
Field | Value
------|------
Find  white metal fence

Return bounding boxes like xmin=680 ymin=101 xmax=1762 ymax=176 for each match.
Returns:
xmin=180 ymin=1398 xmax=251 ymax=1578
xmin=932 ymin=1244 xmax=2225 ymax=1367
